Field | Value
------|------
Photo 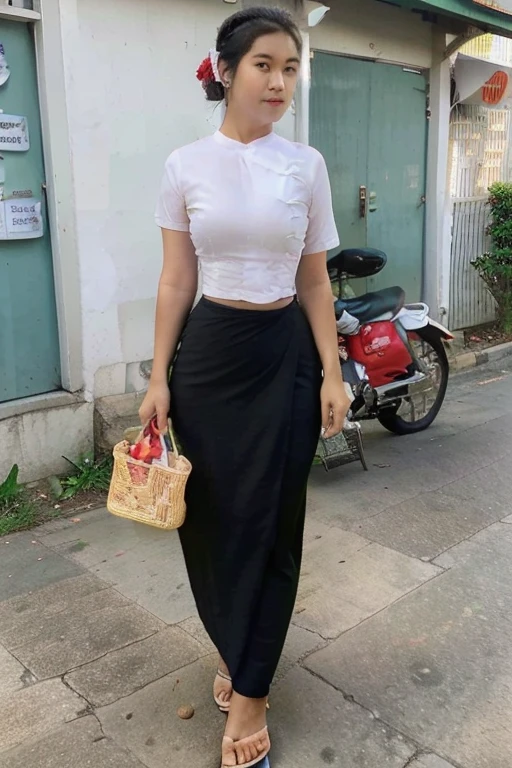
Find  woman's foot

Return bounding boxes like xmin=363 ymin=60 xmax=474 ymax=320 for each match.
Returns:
xmin=214 ymin=657 xmax=233 ymax=712
xmin=221 ymin=692 xmax=270 ymax=767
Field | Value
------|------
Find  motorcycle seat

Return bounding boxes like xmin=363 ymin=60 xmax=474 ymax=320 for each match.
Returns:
xmin=334 ymin=286 xmax=405 ymax=324
xmin=328 ymin=247 xmax=387 ymax=279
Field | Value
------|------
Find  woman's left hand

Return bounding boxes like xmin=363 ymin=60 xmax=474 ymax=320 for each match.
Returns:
xmin=320 ymin=375 xmax=352 ymax=439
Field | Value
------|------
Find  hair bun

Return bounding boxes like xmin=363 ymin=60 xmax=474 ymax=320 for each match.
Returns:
xmin=204 ymin=81 xmax=226 ymax=102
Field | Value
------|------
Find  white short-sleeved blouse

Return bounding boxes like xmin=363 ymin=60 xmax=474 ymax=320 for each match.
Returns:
xmin=155 ymin=131 xmax=339 ymax=304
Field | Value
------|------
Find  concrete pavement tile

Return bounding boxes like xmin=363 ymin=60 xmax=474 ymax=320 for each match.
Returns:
xmin=1 ymin=581 xmax=132 ymax=650
xmin=409 ymin=756 xmax=457 ymax=768
xmin=78 ymin=531 xmax=194 ymax=624
xmin=433 ymin=521 xmax=511 ymax=570
xmin=302 ymin=515 xmax=338 ymax=545
xmin=97 ymin=654 xmax=226 ymax=768
xmin=309 ymin=413 xmax=512 ymax=531
xmin=34 ymin=506 xmax=112 ymax=538
xmin=501 ymin=514 xmax=512 ymax=523
xmin=275 ymin=624 xmax=327 ymax=682
xmin=0 ymin=715 xmax=147 ymax=768
xmin=46 ymin=510 xmax=195 ymax=624
xmin=308 ymin=464 xmax=426 ymax=525
xmin=434 ymin=457 xmax=512 ymax=519
xmin=300 ymin=525 xmax=370 ymax=593
xmin=269 ymin=667 xmax=415 ymax=767
xmin=293 ymin=530 xmax=440 ymax=639
xmin=10 ymin=588 xmax=165 ymax=678
xmin=305 ymin=524 xmax=512 ymax=768
xmin=296 ymin=526 xmax=369 ymax=605
xmin=178 ymin=616 xmax=216 ymax=654
xmin=0 ymin=678 xmax=85 ymax=753
xmin=36 ymin=508 xmax=144 ymax=550
xmin=352 ymin=488 xmax=502 ymax=560
xmin=0 ymin=532 xmax=85 ymax=602
xmin=0 ymin=572 xmax=108 ymax=647
xmin=65 ymin=625 xmax=205 ymax=707
xmin=283 ymin=624 xmax=326 ymax=663
xmin=0 ymin=644 xmax=34 ymax=695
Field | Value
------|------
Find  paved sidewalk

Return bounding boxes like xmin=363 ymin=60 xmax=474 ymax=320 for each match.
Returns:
xmin=1 ymin=358 xmax=512 ymax=768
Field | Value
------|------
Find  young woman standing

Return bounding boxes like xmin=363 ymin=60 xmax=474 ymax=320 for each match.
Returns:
xmin=140 ymin=7 xmax=350 ymax=766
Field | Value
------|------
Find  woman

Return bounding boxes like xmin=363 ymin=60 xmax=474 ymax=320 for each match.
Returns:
xmin=140 ymin=7 xmax=351 ymax=767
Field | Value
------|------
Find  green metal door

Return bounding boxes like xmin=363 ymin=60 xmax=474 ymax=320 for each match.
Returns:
xmin=310 ymin=52 xmax=428 ymax=301
xmin=366 ymin=63 xmax=428 ymax=298
xmin=0 ymin=20 xmax=60 ymax=403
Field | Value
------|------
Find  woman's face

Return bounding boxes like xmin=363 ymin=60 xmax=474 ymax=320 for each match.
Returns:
xmin=224 ymin=32 xmax=301 ymax=126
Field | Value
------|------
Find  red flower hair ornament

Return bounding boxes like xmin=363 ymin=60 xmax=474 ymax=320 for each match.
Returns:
xmin=196 ymin=49 xmax=222 ymax=89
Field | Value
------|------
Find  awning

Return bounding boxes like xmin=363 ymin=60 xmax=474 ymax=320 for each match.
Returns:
xmin=392 ymin=0 xmax=512 ymax=37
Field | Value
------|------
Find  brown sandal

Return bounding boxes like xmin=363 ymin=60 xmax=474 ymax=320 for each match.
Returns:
xmin=221 ymin=725 xmax=270 ymax=768
xmin=214 ymin=669 xmax=233 ymax=713
xmin=214 ymin=671 xmax=270 ymax=714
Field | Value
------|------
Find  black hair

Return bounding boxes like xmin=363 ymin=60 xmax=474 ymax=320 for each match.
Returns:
xmin=204 ymin=6 xmax=303 ymax=102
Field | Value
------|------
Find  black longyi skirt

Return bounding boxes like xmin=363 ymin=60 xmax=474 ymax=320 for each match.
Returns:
xmin=170 ymin=297 xmax=322 ymax=699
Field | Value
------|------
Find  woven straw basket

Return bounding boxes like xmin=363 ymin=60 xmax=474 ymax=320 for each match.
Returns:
xmin=107 ymin=424 xmax=192 ymax=530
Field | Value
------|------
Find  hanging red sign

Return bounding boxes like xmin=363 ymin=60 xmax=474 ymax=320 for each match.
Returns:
xmin=482 ymin=70 xmax=509 ymax=104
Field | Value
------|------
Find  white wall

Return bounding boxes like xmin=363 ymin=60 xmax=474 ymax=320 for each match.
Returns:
xmin=311 ymin=0 xmax=433 ymax=69
xmin=55 ymin=0 xmax=434 ymax=404
xmin=56 ymin=0 xmax=235 ymax=400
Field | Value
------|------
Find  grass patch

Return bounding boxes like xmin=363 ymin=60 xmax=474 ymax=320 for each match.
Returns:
xmin=0 ymin=465 xmax=38 ymax=537
xmin=0 ymin=454 xmax=113 ymax=537
xmin=60 ymin=453 xmax=112 ymax=500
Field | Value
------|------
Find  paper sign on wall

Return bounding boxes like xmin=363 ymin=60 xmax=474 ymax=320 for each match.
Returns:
xmin=0 ymin=198 xmax=43 ymax=239
xmin=0 ymin=115 xmax=30 ymax=152
xmin=0 ymin=201 xmax=6 ymax=239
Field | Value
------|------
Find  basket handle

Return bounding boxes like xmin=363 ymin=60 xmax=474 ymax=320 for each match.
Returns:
xmin=167 ymin=419 xmax=180 ymax=457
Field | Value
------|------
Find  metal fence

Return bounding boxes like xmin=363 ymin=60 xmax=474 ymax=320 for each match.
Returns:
xmin=460 ymin=34 xmax=512 ymax=65
xmin=448 ymin=104 xmax=512 ymax=329
xmin=448 ymin=198 xmax=496 ymax=330
xmin=449 ymin=106 xmax=512 ymax=199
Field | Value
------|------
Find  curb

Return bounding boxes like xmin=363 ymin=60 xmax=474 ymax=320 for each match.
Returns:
xmin=449 ymin=340 xmax=512 ymax=373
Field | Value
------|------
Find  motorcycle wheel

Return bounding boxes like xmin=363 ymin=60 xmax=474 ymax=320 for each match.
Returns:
xmin=376 ymin=326 xmax=449 ymax=435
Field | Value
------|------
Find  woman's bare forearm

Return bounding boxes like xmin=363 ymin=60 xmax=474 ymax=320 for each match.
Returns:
xmin=150 ymin=281 xmax=197 ymax=383
xmin=298 ymin=279 xmax=343 ymax=381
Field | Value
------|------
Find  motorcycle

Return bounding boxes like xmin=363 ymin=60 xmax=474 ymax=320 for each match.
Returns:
xmin=319 ymin=247 xmax=454 ymax=471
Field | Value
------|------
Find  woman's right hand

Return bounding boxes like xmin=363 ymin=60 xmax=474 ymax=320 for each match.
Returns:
xmin=139 ymin=380 xmax=170 ymax=433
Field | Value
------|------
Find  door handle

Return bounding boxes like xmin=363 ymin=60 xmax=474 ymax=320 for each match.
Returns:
xmin=359 ymin=185 xmax=367 ymax=218
xmin=369 ymin=191 xmax=378 ymax=213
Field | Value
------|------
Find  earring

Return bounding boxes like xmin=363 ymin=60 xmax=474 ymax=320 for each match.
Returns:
xmin=224 ymin=80 xmax=231 ymax=89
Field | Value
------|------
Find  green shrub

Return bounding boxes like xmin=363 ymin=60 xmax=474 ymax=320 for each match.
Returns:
xmin=472 ymin=182 xmax=512 ymax=333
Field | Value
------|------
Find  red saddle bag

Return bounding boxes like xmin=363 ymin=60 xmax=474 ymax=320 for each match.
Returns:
xmin=346 ymin=321 xmax=413 ymax=388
